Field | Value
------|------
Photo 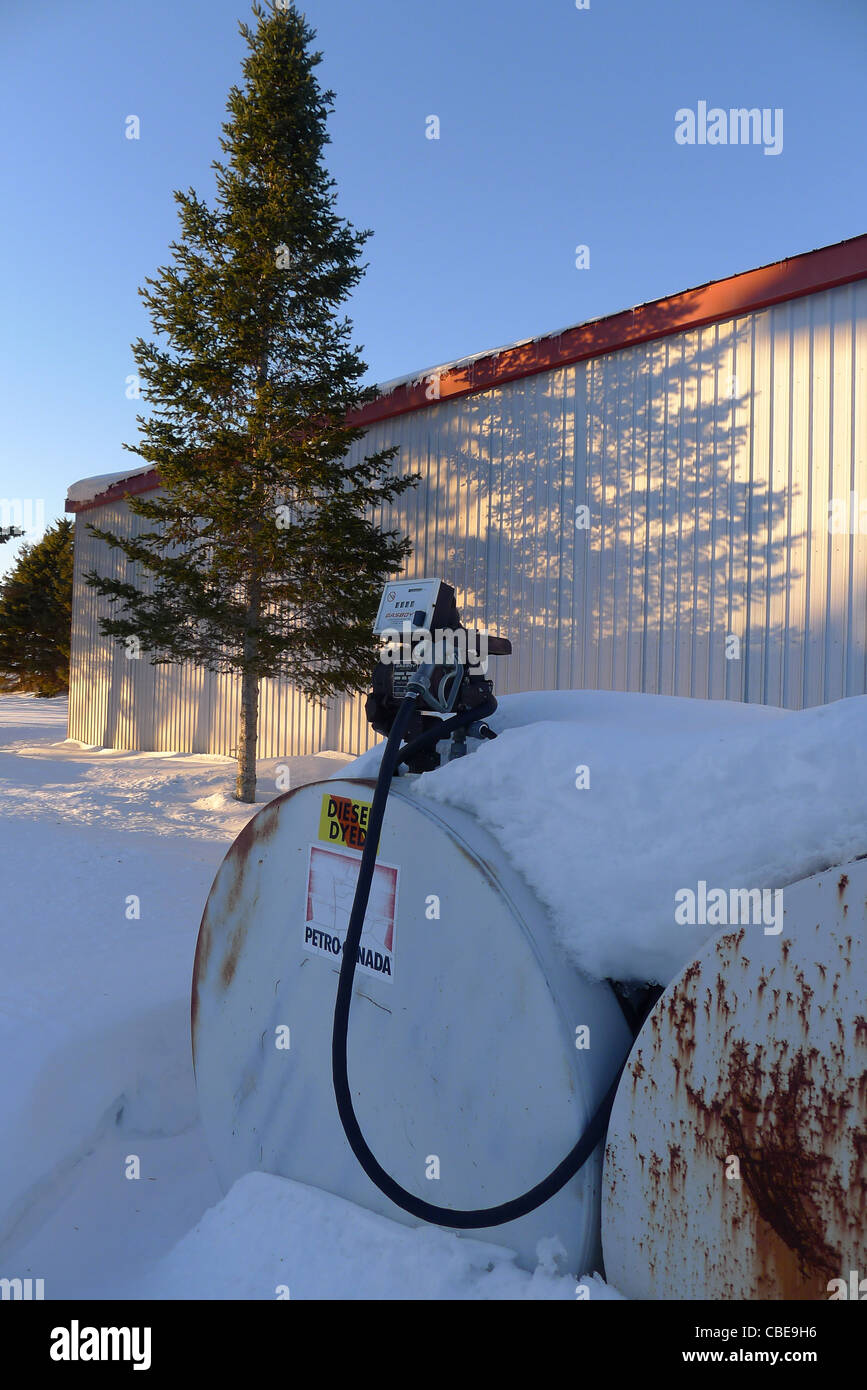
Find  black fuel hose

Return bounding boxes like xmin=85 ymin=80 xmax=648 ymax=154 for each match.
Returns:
xmin=331 ymin=690 xmax=628 ymax=1229
xmin=394 ymin=694 xmax=498 ymax=770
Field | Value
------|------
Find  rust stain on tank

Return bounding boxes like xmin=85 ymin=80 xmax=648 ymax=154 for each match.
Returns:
xmin=224 ymin=847 xmax=251 ymax=920
xmin=838 ymin=874 xmax=849 ymax=897
xmin=212 ymin=816 xmax=276 ymax=989
xmin=718 ymin=1043 xmax=839 ymax=1283
xmin=254 ymin=805 xmax=282 ymax=844
xmin=674 ymin=938 xmax=865 ymax=1295
xmin=221 ymin=908 xmax=253 ymax=989
xmin=190 ymin=973 xmax=202 ymax=1056
xmin=191 ymin=797 xmax=285 ymax=1040
xmin=190 ymin=911 xmax=214 ymax=1052
xmin=217 ymin=853 xmax=260 ymax=988
xmin=194 ymin=912 xmax=214 ymax=978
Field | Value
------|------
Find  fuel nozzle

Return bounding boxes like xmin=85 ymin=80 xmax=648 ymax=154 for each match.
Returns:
xmin=405 ymin=663 xmax=437 ymax=699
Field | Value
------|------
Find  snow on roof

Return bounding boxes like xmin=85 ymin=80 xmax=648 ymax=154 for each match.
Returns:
xmin=373 ymin=337 xmax=540 ymax=397
xmin=65 ymin=465 xmax=154 ymax=507
xmin=371 ymin=316 xmax=627 ymax=398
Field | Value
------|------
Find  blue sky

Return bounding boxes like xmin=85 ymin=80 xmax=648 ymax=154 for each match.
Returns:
xmin=1 ymin=0 xmax=865 ymax=573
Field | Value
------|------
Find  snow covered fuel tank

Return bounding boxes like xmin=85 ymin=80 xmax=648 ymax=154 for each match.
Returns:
xmin=192 ymin=775 xmax=634 ymax=1274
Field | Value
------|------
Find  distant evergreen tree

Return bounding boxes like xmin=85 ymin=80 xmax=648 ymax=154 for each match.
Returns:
xmin=86 ymin=1 xmax=416 ymax=801
xmin=0 ymin=519 xmax=74 ymax=695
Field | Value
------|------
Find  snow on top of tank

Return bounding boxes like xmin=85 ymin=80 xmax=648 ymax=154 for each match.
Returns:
xmin=66 ymin=465 xmax=154 ymax=505
xmin=340 ymin=688 xmax=867 ymax=988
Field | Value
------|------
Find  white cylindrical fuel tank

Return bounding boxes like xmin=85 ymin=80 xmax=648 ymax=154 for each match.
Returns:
xmin=192 ymin=777 xmax=633 ymax=1274
xmin=603 ymin=855 xmax=867 ymax=1299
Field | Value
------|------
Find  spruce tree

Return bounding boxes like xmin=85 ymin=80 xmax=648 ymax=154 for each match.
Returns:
xmin=0 ymin=519 xmax=74 ymax=695
xmin=86 ymin=1 xmax=416 ymax=801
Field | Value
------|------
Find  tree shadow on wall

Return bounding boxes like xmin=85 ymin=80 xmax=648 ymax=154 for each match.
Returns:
xmin=373 ymin=316 xmax=801 ymax=705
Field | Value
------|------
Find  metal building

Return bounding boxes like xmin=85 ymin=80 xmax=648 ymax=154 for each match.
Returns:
xmin=66 ymin=234 xmax=867 ymax=757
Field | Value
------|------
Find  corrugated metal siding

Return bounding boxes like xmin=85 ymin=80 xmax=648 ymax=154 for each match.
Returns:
xmin=67 ymin=279 xmax=867 ymax=756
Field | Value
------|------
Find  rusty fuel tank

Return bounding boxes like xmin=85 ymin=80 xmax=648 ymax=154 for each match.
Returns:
xmin=602 ymin=855 xmax=867 ymax=1300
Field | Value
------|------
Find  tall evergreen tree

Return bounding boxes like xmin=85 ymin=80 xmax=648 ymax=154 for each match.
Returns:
xmin=0 ymin=519 xmax=74 ymax=695
xmin=87 ymin=1 xmax=416 ymax=801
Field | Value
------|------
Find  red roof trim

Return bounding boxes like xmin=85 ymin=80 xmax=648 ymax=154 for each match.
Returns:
xmin=348 ymin=234 xmax=867 ymax=427
xmin=67 ymin=234 xmax=867 ymax=513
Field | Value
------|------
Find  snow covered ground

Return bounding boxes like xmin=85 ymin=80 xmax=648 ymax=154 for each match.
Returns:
xmin=0 ymin=695 xmax=596 ymax=1300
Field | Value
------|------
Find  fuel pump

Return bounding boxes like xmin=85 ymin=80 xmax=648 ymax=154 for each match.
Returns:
xmin=364 ymin=578 xmax=510 ymax=771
